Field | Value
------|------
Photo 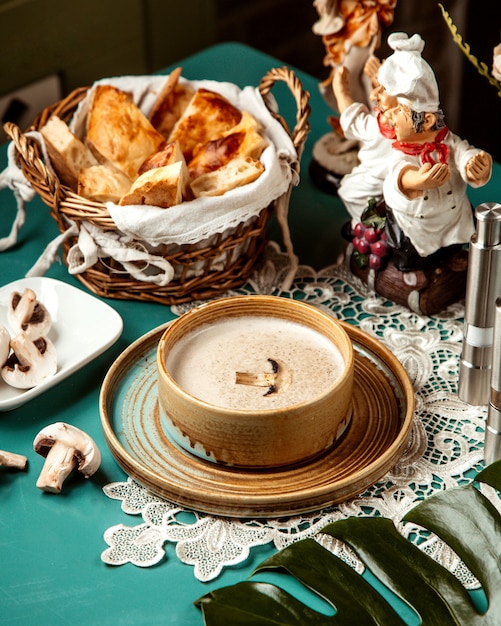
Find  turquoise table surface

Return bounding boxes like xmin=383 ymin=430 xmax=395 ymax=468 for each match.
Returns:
xmin=1 ymin=42 xmax=500 ymax=625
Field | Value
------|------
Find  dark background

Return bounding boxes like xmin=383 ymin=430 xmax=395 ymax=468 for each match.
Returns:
xmin=1 ymin=0 xmax=500 ymax=161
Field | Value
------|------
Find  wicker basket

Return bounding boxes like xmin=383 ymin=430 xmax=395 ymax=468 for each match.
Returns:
xmin=4 ymin=67 xmax=310 ymax=305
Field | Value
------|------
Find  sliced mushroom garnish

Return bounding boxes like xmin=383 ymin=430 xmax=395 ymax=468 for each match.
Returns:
xmin=1 ymin=332 xmax=57 ymax=389
xmin=33 ymin=422 xmax=101 ymax=493
xmin=8 ymin=288 xmax=52 ymax=340
xmin=235 ymin=358 xmax=292 ymax=396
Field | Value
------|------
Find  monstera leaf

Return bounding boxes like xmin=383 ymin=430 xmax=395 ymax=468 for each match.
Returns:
xmin=195 ymin=462 xmax=501 ymax=624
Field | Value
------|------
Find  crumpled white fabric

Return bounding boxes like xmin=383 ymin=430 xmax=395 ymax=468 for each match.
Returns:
xmin=2 ymin=73 xmax=300 ymax=287
xmin=66 ymin=222 xmax=176 ymax=286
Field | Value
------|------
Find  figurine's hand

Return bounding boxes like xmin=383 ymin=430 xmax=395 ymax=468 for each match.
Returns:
xmin=419 ymin=162 xmax=451 ymax=189
xmin=364 ymin=56 xmax=382 ymax=87
xmin=332 ymin=66 xmax=353 ymax=113
xmin=398 ymin=163 xmax=450 ymax=198
xmin=466 ymin=151 xmax=492 ymax=185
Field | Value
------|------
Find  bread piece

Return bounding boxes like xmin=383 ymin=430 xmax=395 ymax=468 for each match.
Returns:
xmin=188 ymin=112 xmax=268 ymax=180
xmin=222 ymin=111 xmax=268 ymax=158
xmin=223 ymin=111 xmax=267 ymax=154
xmin=138 ymin=141 xmax=184 ymax=176
xmin=188 ymin=133 xmax=245 ymax=181
xmin=190 ymin=156 xmax=264 ymax=198
xmin=137 ymin=140 xmax=195 ymax=201
xmin=219 ymin=110 xmax=263 ymax=141
xmin=78 ymin=164 xmax=132 ymax=203
xmin=86 ymin=85 xmax=166 ymax=180
xmin=149 ymin=67 xmax=195 ymax=139
xmin=168 ymin=88 xmax=242 ymax=161
xmin=119 ymin=161 xmax=191 ymax=208
xmin=40 ymin=115 xmax=98 ymax=189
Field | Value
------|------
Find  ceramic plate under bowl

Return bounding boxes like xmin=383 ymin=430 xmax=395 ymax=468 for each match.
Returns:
xmin=100 ymin=320 xmax=415 ymax=518
xmin=0 ymin=277 xmax=123 ymax=411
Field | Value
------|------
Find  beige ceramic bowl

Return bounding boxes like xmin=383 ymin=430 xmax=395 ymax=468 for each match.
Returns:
xmin=156 ymin=295 xmax=354 ymax=468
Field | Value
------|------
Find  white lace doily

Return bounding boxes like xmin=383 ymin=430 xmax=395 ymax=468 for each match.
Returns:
xmin=101 ymin=242 xmax=496 ymax=584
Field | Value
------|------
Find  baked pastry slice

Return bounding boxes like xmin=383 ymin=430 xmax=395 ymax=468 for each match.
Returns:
xmin=86 ymin=85 xmax=166 ymax=180
xmin=187 ymin=111 xmax=268 ymax=180
xmin=78 ymin=164 xmax=132 ymax=203
xmin=40 ymin=115 xmax=99 ymax=189
xmin=190 ymin=156 xmax=264 ymax=198
xmin=119 ymin=160 xmax=191 ymax=208
xmin=168 ymin=88 xmax=242 ymax=161
xmin=149 ymin=67 xmax=195 ymax=140
xmin=138 ymin=140 xmax=184 ymax=176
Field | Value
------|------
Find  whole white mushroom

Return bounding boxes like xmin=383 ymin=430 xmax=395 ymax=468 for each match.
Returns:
xmin=33 ymin=422 xmax=101 ymax=493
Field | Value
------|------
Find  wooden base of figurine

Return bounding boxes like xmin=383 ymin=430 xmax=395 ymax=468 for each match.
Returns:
xmin=346 ymin=245 xmax=468 ymax=316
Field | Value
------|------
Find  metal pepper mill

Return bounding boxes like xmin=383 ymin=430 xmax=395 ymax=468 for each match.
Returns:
xmin=485 ymin=297 xmax=501 ymax=464
xmin=458 ymin=202 xmax=501 ymax=406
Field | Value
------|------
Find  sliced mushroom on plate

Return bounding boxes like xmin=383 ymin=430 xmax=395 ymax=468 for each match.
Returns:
xmin=8 ymin=288 xmax=52 ymax=339
xmin=1 ymin=332 xmax=57 ymax=389
xmin=33 ymin=422 xmax=101 ymax=493
xmin=0 ymin=326 xmax=10 ymax=366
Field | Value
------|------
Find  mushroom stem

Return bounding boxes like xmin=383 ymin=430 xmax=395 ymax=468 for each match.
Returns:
xmin=13 ymin=289 xmax=37 ymax=328
xmin=36 ymin=440 xmax=78 ymax=493
xmin=9 ymin=333 xmax=43 ymax=368
xmin=235 ymin=371 xmax=278 ymax=387
xmin=0 ymin=449 xmax=28 ymax=470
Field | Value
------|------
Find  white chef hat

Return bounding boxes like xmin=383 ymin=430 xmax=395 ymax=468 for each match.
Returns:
xmin=378 ymin=32 xmax=440 ymax=112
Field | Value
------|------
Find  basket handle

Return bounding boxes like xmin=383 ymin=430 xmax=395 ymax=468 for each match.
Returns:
xmin=2 ymin=86 xmax=90 ymax=211
xmin=3 ymin=120 xmax=61 ymax=207
xmin=258 ymin=66 xmax=311 ymax=160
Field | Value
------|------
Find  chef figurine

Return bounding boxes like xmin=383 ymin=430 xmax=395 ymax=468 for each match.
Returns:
xmin=332 ymin=57 xmax=397 ymax=228
xmin=344 ymin=32 xmax=493 ymax=315
xmin=379 ymin=32 xmax=492 ymax=272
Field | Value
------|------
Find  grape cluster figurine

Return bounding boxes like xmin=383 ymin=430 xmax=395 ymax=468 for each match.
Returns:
xmin=350 ymin=199 xmax=389 ymax=270
xmin=352 ymin=222 xmax=389 ymax=269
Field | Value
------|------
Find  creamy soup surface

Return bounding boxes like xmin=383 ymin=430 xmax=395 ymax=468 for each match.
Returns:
xmin=165 ymin=316 xmax=346 ymax=410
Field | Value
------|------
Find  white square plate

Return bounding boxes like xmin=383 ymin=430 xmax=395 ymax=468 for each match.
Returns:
xmin=0 ymin=277 xmax=123 ymax=411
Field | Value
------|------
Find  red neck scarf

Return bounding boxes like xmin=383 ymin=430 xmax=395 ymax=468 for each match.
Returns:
xmin=392 ymin=127 xmax=449 ymax=164
xmin=375 ymin=111 xmax=396 ymax=139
